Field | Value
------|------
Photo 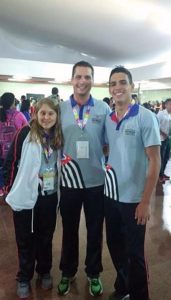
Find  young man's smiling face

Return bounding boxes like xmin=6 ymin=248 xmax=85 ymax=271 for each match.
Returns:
xmin=109 ymin=72 xmax=134 ymax=107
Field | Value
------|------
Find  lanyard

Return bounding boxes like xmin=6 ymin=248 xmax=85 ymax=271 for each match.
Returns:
xmin=73 ymin=105 xmax=91 ymax=129
xmin=115 ymin=106 xmax=131 ymax=121
xmin=43 ymin=145 xmax=53 ymax=161
xmin=42 ymin=135 xmax=53 ymax=162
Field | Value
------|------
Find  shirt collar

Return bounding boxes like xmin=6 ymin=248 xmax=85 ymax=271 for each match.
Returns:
xmin=110 ymin=104 xmax=139 ymax=119
xmin=110 ymin=104 xmax=139 ymax=129
xmin=70 ymin=94 xmax=94 ymax=107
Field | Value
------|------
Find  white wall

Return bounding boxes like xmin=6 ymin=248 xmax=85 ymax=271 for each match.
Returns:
xmin=141 ymin=89 xmax=171 ymax=103
xmin=0 ymin=81 xmax=109 ymax=100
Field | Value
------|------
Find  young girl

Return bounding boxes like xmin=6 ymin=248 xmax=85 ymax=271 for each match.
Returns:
xmin=3 ymin=98 xmax=63 ymax=299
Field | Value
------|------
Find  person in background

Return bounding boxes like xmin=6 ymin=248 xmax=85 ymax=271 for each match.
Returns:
xmin=21 ymin=95 xmax=26 ymax=102
xmin=161 ymin=101 xmax=166 ymax=110
xmin=104 ymin=66 xmax=160 ymax=300
xmin=103 ymin=97 xmax=115 ymax=112
xmin=157 ymin=98 xmax=171 ymax=183
xmin=20 ymin=99 xmax=31 ymax=122
xmin=154 ymin=100 xmax=161 ymax=114
xmin=103 ymin=97 xmax=110 ymax=106
xmin=131 ymin=94 xmax=138 ymax=104
xmin=142 ymin=102 xmax=155 ymax=113
xmin=30 ymin=99 xmax=36 ymax=118
xmin=109 ymin=97 xmax=115 ymax=111
xmin=3 ymin=98 xmax=63 ymax=300
xmin=19 ymin=95 xmax=27 ymax=109
xmin=0 ymin=93 xmax=28 ymax=129
xmin=57 ymin=61 xmax=110 ymax=297
xmin=15 ymin=98 xmax=20 ymax=111
xmin=0 ymin=92 xmax=28 ymax=197
xmin=49 ymin=87 xmax=61 ymax=104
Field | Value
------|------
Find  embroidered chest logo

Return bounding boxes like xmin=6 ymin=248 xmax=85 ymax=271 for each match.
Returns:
xmin=92 ymin=115 xmax=102 ymax=123
xmin=124 ymin=129 xmax=136 ymax=136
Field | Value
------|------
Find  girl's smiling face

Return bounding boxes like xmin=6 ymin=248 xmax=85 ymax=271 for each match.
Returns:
xmin=37 ymin=103 xmax=57 ymax=132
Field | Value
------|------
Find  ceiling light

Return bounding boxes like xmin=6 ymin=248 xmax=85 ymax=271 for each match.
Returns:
xmin=80 ymin=52 xmax=89 ymax=57
xmin=8 ymin=75 xmax=31 ymax=81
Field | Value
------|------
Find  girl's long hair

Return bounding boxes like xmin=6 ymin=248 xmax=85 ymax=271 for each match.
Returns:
xmin=30 ymin=98 xmax=64 ymax=149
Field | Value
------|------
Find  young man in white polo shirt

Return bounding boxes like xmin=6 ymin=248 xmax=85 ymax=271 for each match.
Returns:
xmin=104 ymin=66 xmax=161 ymax=300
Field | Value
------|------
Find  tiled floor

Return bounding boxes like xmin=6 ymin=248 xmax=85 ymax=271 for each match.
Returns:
xmin=0 ymin=161 xmax=171 ymax=300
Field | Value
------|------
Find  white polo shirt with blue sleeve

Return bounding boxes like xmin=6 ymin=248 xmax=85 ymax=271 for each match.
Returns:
xmin=104 ymin=104 xmax=160 ymax=203
xmin=60 ymin=95 xmax=111 ymax=189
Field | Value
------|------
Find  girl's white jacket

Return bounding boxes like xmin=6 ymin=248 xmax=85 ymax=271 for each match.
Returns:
xmin=6 ymin=133 xmax=42 ymax=211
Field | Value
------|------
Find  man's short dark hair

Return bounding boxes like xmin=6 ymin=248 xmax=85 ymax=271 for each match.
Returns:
xmin=165 ymin=98 xmax=171 ymax=104
xmin=72 ymin=61 xmax=94 ymax=79
xmin=109 ymin=65 xmax=133 ymax=84
xmin=21 ymin=95 xmax=26 ymax=101
xmin=103 ymin=97 xmax=110 ymax=106
xmin=52 ymin=87 xmax=58 ymax=95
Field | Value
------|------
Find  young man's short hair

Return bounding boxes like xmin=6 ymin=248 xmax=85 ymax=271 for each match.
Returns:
xmin=109 ymin=65 xmax=133 ymax=84
xmin=52 ymin=87 xmax=59 ymax=95
xmin=165 ymin=98 xmax=171 ymax=104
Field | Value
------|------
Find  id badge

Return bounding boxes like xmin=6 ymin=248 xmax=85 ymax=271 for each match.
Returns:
xmin=43 ymin=171 xmax=55 ymax=191
xmin=76 ymin=141 xmax=89 ymax=159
